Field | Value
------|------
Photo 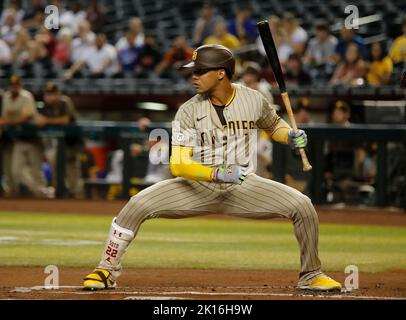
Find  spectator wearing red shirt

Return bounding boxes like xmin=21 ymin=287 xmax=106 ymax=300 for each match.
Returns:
xmin=330 ymin=42 xmax=367 ymax=86
xmin=155 ymin=36 xmax=193 ymax=80
xmin=53 ymin=28 xmax=73 ymax=67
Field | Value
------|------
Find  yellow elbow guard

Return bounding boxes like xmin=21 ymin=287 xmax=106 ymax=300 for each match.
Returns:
xmin=170 ymin=146 xmax=214 ymax=181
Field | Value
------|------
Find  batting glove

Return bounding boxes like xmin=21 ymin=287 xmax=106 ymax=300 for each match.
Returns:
xmin=288 ymin=129 xmax=307 ymax=149
xmin=212 ymin=166 xmax=246 ymax=184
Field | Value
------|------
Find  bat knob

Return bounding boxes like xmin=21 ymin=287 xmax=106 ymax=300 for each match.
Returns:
xmin=303 ymin=164 xmax=313 ymax=172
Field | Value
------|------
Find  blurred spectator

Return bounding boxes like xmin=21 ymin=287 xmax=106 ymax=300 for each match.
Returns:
xmin=155 ymin=35 xmax=193 ymax=79
xmin=227 ymin=4 xmax=256 ymax=44
xmin=366 ymin=42 xmax=393 ymax=86
xmin=282 ymin=13 xmax=308 ymax=56
xmin=11 ymin=28 xmax=40 ymax=77
xmin=71 ymin=20 xmax=95 ymax=64
xmin=294 ymin=98 xmax=312 ymax=124
xmin=116 ymin=31 xmax=143 ymax=77
xmin=204 ymin=21 xmax=240 ymax=49
xmin=192 ymin=2 xmax=223 ymax=46
xmin=303 ymin=20 xmax=337 ymax=66
xmin=22 ymin=0 xmax=45 ymax=22
xmin=64 ymin=33 xmax=120 ymax=79
xmin=135 ymin=34 xmax=162 ymax=78
xmin=1 ymin=8 xmax=22 ymax=47
xmin=238 ymin=62 xmax=273 ymax=103
xmin=60 ymin=2 xmax=86 ymax=35
xmin=86 ymin=0 xmax=107 ymax=33
xmin=137 ymin=116 xmax=151 ymax=132
xmin=116 ymin=17 xmax=144 ymax=51
xmin=52 ymin=28 xmax=73 ymax=67
xmin=333 ymin=26 xmax=368 ymax=62
xmin=35 ymin=25 xmax=56 ymax=58
xmin=330 ymin=43 xmax=367 ymax=86
xmin=35 ymin=82 xmax=84 ymax=198
xmin=325 ymin=101 xmax=375 ymax=202
xmin=0 ymin=0 xmax=25 ymax=26
xmin=331 ymin=100 xmax=351 ymax=127
xmin=0 ymin=75 xmax=50 ymax=198
xmin=34 ymin=25 xmax=57 ymax=77
xmin=257 ymin=15 xmax=292 ymax=66
xmin=388 ymin=16 xmax=406 ymax=65
xmin=285 ymin=54 xmax=312 ymax=86
xmin=81 ymin=146 xmax=97 ymax=179
xmin=325 ymin=100 xmax=353 ymax=202
xmin=0 ymin=38 xmax=12 ymax=63
xmin=22 ymin=0 xmax=45 ymax=33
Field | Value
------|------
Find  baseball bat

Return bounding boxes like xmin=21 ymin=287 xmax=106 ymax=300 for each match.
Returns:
xmin=257 ymin=20 xmax=312 ymax=172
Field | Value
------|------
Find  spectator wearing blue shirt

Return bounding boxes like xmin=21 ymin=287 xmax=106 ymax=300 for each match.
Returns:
xmin=117 ymin=31 xmax=143 ymax=77
xmin=333 ymin=26 xmax=368 ymax=63
xmin=227 ymin=5 xmax=257 ymax=45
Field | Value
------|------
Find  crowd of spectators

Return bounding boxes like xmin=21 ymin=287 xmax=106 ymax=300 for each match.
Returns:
xmin=0 ymin=1 xmax=405 ymax=203
xmin=0 ymin=1 xmax=404 ymax=87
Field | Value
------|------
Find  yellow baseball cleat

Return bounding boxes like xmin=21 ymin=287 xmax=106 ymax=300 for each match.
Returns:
xmin=83 ymin=268 xmax=116 ymax=290
xmin=298 ymin=274 xmax=342 ymax=292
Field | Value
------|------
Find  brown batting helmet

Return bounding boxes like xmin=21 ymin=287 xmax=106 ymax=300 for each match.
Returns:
xmin=9 ymin=75 xmax=22 ymax=86
xmin=180 ymin=44 xmax=235 ymax=77
xmin=45 ymin=82 xmax=60 ymax=93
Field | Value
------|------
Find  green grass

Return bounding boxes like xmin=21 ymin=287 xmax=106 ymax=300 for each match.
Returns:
xmin=0 ymin=211 xmax=406 ymax=272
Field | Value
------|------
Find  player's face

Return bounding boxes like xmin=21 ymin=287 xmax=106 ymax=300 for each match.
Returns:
xmin=332 ymin=109 xmax=349 ymax=124
xmin=192 ymin=69 xmax=221 ymax=93
xmin=44 ymin=92 xmax=59 ymax=104
xmin=9 ymin=84 xmax=20 ymax=96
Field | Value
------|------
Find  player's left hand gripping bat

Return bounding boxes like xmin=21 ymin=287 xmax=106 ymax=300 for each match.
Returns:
xmin=257 ymin=20 xmax=312 ymax=172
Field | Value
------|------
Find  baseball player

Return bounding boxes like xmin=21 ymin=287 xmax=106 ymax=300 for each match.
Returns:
xmin=36 ymin=82 xmax=84 ymax=199
xmin=0 ymin=75 xmax=49 ymax=198
xmin=84 ymin=44 xmax=342 ymax=292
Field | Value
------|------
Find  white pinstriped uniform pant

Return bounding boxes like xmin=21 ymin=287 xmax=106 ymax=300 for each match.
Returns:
xmin=116 ymin=174 xmax=322 ymax=280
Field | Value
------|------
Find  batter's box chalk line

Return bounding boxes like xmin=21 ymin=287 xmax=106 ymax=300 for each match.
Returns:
xmin=12 ymin=285 xmax=82 ymax=293
xmin=9 ymin=286 xmax=405 ymax=300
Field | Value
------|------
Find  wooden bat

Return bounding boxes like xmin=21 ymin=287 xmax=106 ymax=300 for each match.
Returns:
xmin=257 ymin=20 xmax=312 ymax=172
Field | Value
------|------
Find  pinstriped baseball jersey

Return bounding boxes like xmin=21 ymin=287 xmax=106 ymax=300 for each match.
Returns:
xmin=112 ymin=83 xmax=322 ymax=282
xmin=172 ymin=83 xmax=280 ymax=180
xmin=94 ymin=39 xmax=327 ymax=287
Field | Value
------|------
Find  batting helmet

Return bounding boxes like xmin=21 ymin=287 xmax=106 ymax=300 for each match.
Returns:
xmin=180 ymin=44 xmax=235 ymax=77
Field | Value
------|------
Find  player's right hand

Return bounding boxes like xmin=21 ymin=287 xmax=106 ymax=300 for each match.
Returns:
xmin=212 ymin=166 xmax=246 ymax=184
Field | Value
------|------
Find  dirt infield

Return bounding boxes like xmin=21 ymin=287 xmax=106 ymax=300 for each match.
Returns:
xmin=0 ymin=198 xmax=405 ymax=226
xmin=0 ymin=267 xmax=405 ymax=300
